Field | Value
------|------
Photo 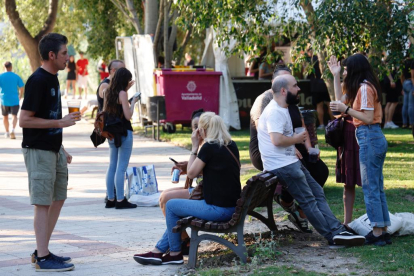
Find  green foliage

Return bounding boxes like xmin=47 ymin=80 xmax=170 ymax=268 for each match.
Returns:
xmin=175 ymin=0 xmax=414 ymax=80
xmin=77 ymin=0 xmax=136 ymax=60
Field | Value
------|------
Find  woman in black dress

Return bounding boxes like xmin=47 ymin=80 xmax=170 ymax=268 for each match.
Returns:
xmin=66 ymin=55 xmax=77 ymax=99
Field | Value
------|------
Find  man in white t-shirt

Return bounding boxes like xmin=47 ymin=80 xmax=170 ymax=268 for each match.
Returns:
xmin=258 ymin=74 xmax=365 ymax=247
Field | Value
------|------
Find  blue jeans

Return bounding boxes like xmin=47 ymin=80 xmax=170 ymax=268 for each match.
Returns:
xmin=402 ymin=79 xmax=414 ymax=125
xmin=270 ymin=161 xmax=345 ymax=241
xmin=356 ymin=124 xmax=390 ymax=228
xmin=106 ymin=130 xmax=133 ymax=201
xmin=155 ymin=199 xmax=235 ymax=252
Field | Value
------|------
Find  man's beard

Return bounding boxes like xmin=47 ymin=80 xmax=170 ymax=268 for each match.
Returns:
xmin=286 ymin=90 xmax=300 ymax=105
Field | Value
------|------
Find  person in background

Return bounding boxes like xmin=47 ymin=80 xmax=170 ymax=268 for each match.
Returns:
xmin=184 ymin=53 xmax=195 ymax=67
xmin=97 ymin=60 xmax=125 ymax=112
xmin=330 ymin=53 xmax=391 ymax=246
xmin=402 ymin=55 xmax=414 ymax=129
xmin=258 ymin=58 xmax=274 ymax=80
xmin=306 ymin=49 xmax=334 ymax=130
xmin=76 ymin=51 xmax=88 ymax=99
xmin=104 ymin=67 xmax=139 ymax=209
xmin=157 ymin=109 xmax=204 ymax=255
xmin=157 ymin=56 xmax=165 ymax=68
xmin=98 ymin=60 xmax=110 ymax=81
xmin=382 ymin=67 xmax=401 ymax=129
xmin=66 ymin=56 xmax=76 ymax=99
xmin=0 ymin=61 xmax=24 ymax=139
xmin=134 ymin=112 xmax=241 ymax=265
xmin=249 ymin=47 xmax=267 ymax=80
xmin=327 ymin=55 xmax=362 ymax=226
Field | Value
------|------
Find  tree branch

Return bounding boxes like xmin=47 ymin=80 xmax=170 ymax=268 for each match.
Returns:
xmin=126 ymin=0 xmax=143 ymax=34
xmin=5 ymin=0 xmax=34 ymax=42
xmin=110 ymin=0 xmax=140 ymax=34
xmin=175 ymin=25 xmax=193 ymax=65
xmin=35 ymin=0 xmax=59 ymax=41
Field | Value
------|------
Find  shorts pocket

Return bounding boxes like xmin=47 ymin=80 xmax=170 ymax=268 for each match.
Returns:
xmin=30 ymin=172 xmax=53 ymax=205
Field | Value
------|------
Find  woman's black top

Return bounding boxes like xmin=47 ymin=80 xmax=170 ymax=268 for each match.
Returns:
xmin=118 ymin=104 xmax=133 ymax=131
xmin=288 ymin=105 xmax=308 ymax=155
xmin=67 ymin=61 xmax=76 ymax=80
xmin=197 ymin=141 xmax=241 ymax=207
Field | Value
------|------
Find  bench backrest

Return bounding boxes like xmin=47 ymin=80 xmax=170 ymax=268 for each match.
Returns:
xmin=228 ymin=172 xmax=278 ymax=227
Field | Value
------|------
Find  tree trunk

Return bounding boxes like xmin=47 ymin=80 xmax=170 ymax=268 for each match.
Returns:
xmin=301 ymin=0 xmax=335 ymax=100
xmin=153 ymin=0 xmax=164 ymax=66
xmin=175 ymin=26 xmax=193 ymax=65
xmin=163 ymin=0 xmax=171 ymax=68
xmin=5 ymin=0 xmax=58 ymax=72
xmin=145 ymin=0 xmax=158 ymax=35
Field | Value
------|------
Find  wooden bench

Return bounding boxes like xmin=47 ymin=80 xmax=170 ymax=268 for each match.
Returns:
xmin=172 ymin=172 xmax=278 ymax=268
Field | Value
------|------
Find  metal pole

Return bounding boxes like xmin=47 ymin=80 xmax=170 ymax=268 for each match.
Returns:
xmin=157 ymin=99 xmax=160 ymax=141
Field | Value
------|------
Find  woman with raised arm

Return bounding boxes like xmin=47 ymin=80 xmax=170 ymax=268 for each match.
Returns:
xmin=329 ymin=54 xmax=390 ymax=246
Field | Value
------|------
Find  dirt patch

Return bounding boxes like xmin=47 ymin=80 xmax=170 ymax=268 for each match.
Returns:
xmin=178 ymin=211 xmax=373 ymax=276
xmin=404 ymin=195 xmax=414 ymax=202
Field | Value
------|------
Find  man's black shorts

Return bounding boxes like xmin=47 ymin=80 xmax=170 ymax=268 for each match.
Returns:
xmin=1 ymin=105 xmax=19 ymax=116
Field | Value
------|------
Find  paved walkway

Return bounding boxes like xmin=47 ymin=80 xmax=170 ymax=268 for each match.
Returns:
xmin=0 ymin=98 xmax=190 ymax=275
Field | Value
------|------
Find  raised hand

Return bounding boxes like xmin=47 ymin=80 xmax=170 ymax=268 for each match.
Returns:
xmin=328 ymin=55 xmax=341 ymax=76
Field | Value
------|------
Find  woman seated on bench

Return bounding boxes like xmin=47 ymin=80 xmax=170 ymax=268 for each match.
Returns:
xmin=158 ymin=109 xmax=204 ymax=255
xmin=133 ymin=112 xmax=242 ymax=265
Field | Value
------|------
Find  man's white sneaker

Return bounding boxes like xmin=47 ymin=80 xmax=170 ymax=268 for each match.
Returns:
xmin=4 ymin=132 xmax=10 ymax=138
xmin=383 ymin=122 xmax=390 ymax=129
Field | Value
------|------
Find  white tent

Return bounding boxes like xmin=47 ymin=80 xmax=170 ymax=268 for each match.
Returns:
xmin=201 ymin=28 xmax=241 ymax=130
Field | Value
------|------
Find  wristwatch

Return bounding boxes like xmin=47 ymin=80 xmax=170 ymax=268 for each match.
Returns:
xmin=190 ymin=151 xmax=197 ymax=156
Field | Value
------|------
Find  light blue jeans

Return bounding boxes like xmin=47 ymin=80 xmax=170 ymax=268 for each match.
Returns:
xmin=356 ymin=124 xmax=390 ymax=228
xmin=402 ymin=79 xmax=414 ymax=125
xmin=106 ymin=130 xmax=133 ymax=201
xmin=270 ymin=161 xmax=345 ymax=242
xmin=155 ymin=199 xmax=235 ymax=252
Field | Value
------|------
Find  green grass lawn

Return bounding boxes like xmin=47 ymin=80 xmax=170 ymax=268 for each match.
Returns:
xmin=137 ymin=125 xmax=414 ymax=275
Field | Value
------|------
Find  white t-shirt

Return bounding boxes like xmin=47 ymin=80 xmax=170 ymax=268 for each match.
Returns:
xmin=258 ymin=100 xmax=298 ymax=171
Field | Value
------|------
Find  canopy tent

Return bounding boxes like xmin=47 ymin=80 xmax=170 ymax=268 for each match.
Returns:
xmin=201 ymin=28 xmax=242 ymax=130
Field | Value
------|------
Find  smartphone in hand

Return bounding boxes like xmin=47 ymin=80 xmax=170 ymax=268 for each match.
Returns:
xmin=169 ymin=157 xmax=178 ymax=164
xmin=128 ymin=92 xmax=141 ymax=103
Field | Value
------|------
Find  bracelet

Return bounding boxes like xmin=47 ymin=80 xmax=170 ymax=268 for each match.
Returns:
xmin=345 ymin=106 xmax=350 ymax=114
xmin=190 ymin=151 xmax=197 ymax=156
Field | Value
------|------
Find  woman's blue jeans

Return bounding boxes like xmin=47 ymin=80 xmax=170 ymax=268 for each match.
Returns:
xmin=402 ymin=79 xmax=414 ymax=125
xmin=155 ymin=199 xmax=235 ymax=253
xmin=356 ymin=124 xmax=390 ymax=228
xmin=106 ymin=130 xmax=133 ymax=201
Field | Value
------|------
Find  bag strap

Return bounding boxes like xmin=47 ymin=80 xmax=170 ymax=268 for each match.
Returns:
xmin=225 ymin=145 xmax=241 ymax=169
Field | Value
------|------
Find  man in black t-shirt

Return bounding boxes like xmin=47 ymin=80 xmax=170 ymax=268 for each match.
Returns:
xmin=19 ymin=33 xmax=79 ymax=272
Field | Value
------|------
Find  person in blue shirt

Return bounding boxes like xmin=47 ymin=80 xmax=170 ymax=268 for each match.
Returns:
xmin=0 ymin=61 xmax=24 ymax=139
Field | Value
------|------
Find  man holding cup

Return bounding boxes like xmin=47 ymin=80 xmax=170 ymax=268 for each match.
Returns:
xmin=258 ymin=74 xmax=365 ymax=247
xmin=19 ymin=33 xmax=79 ymax=272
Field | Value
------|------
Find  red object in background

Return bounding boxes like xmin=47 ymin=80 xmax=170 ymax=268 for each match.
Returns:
xmin=154 ymin=69 xmax=222 ymax=125
xmin=99 ymin=63 xmax=109 ymax=80
xmin=76 ymin=59 xmax=89 ymax=75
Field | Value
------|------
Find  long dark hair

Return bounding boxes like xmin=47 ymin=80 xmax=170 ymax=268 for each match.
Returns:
xmin=104 ymin=67 xmax=132 ymax=115
xmin=342 ymin=53 xmax=382 ymax=105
